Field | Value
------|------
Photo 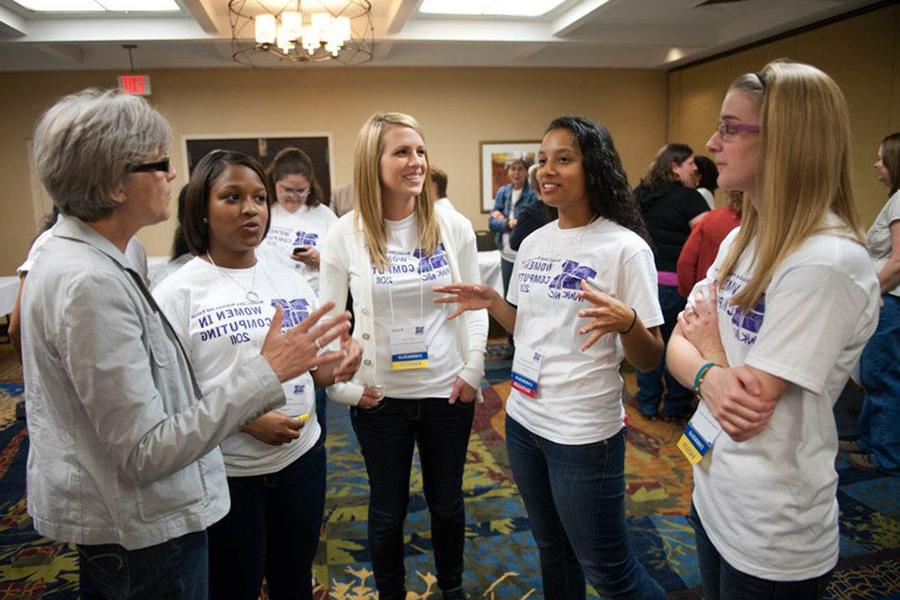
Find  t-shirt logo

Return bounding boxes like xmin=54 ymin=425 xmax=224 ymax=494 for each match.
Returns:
xmin=292 ymin=231 xmax=319 ymax=247
xmin=271 ymin=298 xmax=311 ymax=329
xmin=549 ymin=260 xmax=598 ymax=290
xmin=719 ymin=275 xmax=766 ymax=345
xmin=413 ymin=242 xmax=448 ymax=272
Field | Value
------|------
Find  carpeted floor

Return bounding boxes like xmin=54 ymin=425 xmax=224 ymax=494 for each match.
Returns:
xmin=0 ymin=341 xmax=897 ymax=599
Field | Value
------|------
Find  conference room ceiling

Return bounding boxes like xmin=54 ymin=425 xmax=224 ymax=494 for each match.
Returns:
xmin=0 ymin=0 xmax=886 ymax=72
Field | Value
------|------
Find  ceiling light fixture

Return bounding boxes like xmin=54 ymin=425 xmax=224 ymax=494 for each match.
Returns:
xmin=418 ymin=0 xmax=567 ymax=18
xmin=228 ymin=0 xmax=374 ymax=67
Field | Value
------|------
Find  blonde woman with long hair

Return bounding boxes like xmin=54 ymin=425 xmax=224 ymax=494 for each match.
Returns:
xmin=319 ymin=113 xmax=487 ymax=600
xmin=667 ymin=61 xmax=880 ymax=598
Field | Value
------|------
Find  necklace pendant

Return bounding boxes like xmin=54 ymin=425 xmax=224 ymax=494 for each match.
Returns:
xmin=246 ymin=290 xmax=261 ymax=303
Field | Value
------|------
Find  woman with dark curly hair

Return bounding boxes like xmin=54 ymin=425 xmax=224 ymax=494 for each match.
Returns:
xmin=435 ymin=116 xmax=666 ymax=599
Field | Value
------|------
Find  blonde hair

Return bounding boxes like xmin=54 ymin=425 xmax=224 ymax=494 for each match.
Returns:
xmin=353 ymin=112 xmax=439 ymax=270
xmin=717 ymin=60 xmax=864 ymax=311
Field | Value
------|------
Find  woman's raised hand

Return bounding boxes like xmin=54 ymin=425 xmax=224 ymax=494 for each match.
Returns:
xmin=261 ymin=303 xmax=351 ymax=382
xmin=576 ymin=280 xmax=634 ymax=350
xmin=433 ymin=283 xmax=498 ymax=320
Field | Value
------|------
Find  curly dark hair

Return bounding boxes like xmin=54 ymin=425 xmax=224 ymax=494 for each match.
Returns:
xmin=545 ymin=116 xmax=649 ymax=242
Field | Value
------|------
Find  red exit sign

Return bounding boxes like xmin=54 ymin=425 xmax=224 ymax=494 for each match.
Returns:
xmin=117 ymin=75 xmax=152 ymax=96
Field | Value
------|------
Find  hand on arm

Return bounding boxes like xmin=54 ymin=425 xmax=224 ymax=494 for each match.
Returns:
xmin=677 ymin=284 xmax=727 ymax=365
xmin=576 ymin=280 xmax=663 ymax=371
xmin=433 ymin=283 xmax=517 ymax=333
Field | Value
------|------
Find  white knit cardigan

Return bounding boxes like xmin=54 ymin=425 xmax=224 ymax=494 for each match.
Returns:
xmin=318 ymin=204 xmax=488 ymax=405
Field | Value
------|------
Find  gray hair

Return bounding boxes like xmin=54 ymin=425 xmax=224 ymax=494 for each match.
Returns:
xmin=504 ymin=153 xmax=530 ymax=170
xmin=32 ymin=88 xmax=171 ymax=221
xmin=527 ymin=163 xmax=540 ymax=192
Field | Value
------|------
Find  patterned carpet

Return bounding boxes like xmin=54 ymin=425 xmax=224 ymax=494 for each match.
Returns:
xmin=0 ymin=342 xmax=897 ymax=598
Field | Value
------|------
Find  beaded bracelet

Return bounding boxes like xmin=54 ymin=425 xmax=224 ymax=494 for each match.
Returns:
xmin=692 ymin=361 xmax=718 ymax=397
xmin=619 ymin=307 xmax=638 ymax=335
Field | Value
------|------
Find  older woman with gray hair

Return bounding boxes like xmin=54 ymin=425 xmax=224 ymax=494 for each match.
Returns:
xmin=21 ymin=89 xmax=355 ymax=598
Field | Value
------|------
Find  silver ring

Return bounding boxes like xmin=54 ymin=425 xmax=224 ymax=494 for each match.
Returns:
xmin=314 ymin=338 xmax=322 ymax=351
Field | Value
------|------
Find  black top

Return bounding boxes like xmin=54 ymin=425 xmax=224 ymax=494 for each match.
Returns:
xmin=510 ymin=200 xmax=552 ymax=251
xmin=635 ymin=182 xmax=709 ymax=272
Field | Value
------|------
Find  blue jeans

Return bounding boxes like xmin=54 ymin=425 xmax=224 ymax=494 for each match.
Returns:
xmin=505 ymin=416 xmax=665 ymax=600
xmin=208 ymin=433 xmax=327 ymax=600
xmin=350 ymin=397 xmax=474 ymax=599
xmin=78 ymin=530 xmax=208 ymax=599
xmin=690 ymin=504 xmax=831 ymax=599
xmin=859 ymin=294 xmax=900 ymax=473
xmin=636 ymin=284 xmax=692 ymax=417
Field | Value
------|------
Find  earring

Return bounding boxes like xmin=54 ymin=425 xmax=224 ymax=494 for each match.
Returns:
xmin=203 ymin=217 xmax=208 ymax=223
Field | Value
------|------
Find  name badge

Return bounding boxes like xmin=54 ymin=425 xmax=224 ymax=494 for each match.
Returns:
xmin=390 ymin=324 xmax=429 ymax=371
xmin=511 ymin=347 xmax=542 ymax=398
xmin=677 ymin=401 xmax=723 ymax=465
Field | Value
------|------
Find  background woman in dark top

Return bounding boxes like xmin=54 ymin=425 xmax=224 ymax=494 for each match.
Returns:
xmin=633 ymin=143 xmax=708 ymax=420
xmin=510 ymin=164 xmax=554 ymax=251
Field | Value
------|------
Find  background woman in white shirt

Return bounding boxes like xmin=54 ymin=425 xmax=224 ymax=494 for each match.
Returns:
xmin=435 ymin=115 xmax=666 ymax=600
xmin=667 ymin=61 xmax=880 ymax=599
xmin=319 ymin=112 xmax=487 ymax=600
xmin=260 ymin=147 xmax=339 ymax=435
xmin=154 ymin=150 xmax=360 ymax=600
xmin=848 ymin=131 xmax=900 ymax=473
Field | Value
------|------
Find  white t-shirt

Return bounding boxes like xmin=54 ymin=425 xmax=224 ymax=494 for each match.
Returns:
xmin=689 ymin=219 xmax=879 ymax=581
xmin=19 ymin=223 xmax=148 ymax=280
xmin=501 ymin=188 xmax=525 ymax=262
xmin=372 ymin=213 xmax=463 ymax=398
xmin=259 ymin=202 xmax=338 ymax=295
xmin=865 ymin=189 xmax=900 ymax=297
xmin=506 ymin=218 xmax=663 ymax=444
xmin=697 ymin=187 xmax=715 ymax=210
xmin=153 ymin=255 xmax=321 ymax=477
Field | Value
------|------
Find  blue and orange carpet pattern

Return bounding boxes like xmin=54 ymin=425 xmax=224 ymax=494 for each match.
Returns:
xmin=0 ymin=345 xmax=897 ymax=598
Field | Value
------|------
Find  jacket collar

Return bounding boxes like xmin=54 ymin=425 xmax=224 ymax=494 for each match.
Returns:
xmin=54 ymin=213 xmax=133 ymax=272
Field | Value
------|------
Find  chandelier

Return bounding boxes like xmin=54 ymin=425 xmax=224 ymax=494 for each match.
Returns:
xmin=228 ymin=0 xmax=374 ymax=67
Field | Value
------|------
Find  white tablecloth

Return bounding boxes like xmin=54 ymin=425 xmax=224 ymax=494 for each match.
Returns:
xmin=477 ymin=250 xmax=503 ymax=297
xmin=0 ymin=276 xmax=19 ymax=316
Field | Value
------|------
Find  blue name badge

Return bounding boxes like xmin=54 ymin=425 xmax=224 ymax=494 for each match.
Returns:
xmin=677 ymin=401 xmax=722 ymax=465
xmin=510 ymin=346 xmax=542 ymax=399
xmin=390 ymin=325 xmax=429 ymax=371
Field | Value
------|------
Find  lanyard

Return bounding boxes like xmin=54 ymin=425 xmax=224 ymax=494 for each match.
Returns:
xmin=384 ymin=218 xmax=425 ymax=327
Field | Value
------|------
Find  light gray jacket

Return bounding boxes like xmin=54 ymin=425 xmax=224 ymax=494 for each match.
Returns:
xmin=22 ymin=215 xmax=285 ymax=550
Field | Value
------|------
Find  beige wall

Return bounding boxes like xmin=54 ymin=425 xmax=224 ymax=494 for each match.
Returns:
xmin=668 ymin=4 xmax=900 ymax=226
xmin=0 ymin=67 xmax=668 ymax=274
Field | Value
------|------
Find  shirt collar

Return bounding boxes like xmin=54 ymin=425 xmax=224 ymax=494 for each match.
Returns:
xmin=54 ymin=213 xmax=134 ymax=273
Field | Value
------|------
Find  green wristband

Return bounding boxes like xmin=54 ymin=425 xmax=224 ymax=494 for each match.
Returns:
xmin=692 ymin=361 xmax=718 ymax=397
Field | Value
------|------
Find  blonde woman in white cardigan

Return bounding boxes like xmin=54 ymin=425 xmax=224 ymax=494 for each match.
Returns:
xmin=319 ymin=113 xmax=487 ymax=600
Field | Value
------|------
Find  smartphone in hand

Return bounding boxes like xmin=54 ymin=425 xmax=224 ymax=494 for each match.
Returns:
xmin=293 ymin=246 xmax=310 ymax=256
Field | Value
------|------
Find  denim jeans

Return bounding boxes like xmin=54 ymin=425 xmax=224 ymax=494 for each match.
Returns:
xmin=208 ymin=433 xmax=327 ymax=600
xmin=636 ymin=284 xmax=692 ymax=417
xmin=859 ymin=294 xmax=900 ymax=473
xmin=690 ymin=504 xmax=831 ymax=599
xmin=505 ymin=416 xmax=665 ymax=600
xmin=77 ymin=530 xmax=208 ymax=600
xmin=350 ymin=397 xmax=474 ymax=599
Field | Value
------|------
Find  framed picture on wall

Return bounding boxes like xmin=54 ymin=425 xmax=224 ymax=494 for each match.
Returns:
xmin=479 ymin=141 xmax=541 ymax=213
